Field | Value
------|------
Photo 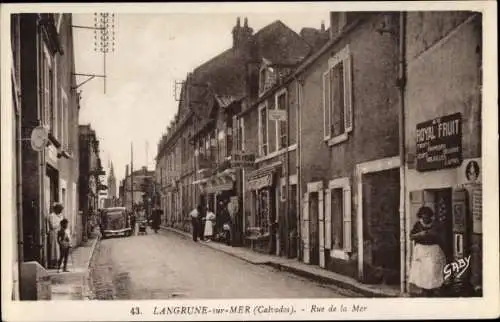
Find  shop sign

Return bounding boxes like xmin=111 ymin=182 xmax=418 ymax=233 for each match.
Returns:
xmin=205 ymin=182 xmax=233 ymax=194
xmin=231 ymin=152 xmax=255 ymax=168
xmin=246 ymin=173 xmax=273 ymax=191
xmin=268 ymin=109 xmax=287 ymax=121
xmin=416 ymin=112 xmax=462 ymax=172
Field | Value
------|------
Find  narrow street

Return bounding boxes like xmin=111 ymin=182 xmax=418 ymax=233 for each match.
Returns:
xmin=89 ymin=228 xmax=360 ymax=300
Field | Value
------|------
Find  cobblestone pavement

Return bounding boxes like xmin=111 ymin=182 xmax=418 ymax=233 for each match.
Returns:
xmin=89 ymin=228 xmax=362 ymax=299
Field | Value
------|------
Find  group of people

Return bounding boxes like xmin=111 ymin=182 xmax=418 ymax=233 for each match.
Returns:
xmin=190 ymin=200 xmax=232 ymax=245
xmin=46 ymin=203 xmax=72 ymax=273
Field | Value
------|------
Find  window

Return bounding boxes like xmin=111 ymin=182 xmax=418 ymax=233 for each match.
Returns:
xmin=275 ymin=89 xmax=288 ymax=150
xmin=41 ymin=46 xmax=52 ymax=128
xmin=258 ymin=103 xmax=268 ymax=156
xmin=255 ymin=189 xmax=271 ymax=233
xmin=323 ymin=45 xmax=353 ymax=145
xmin=259 ymin=65 xmax=277 ymax=95
xmin=226 ymin=126 xmax=232 ymax=157
xmin=239 ymin=118 xmax=245 ymax=151
xmin=61 ymin=90 xmax=68 ymax=150
xmin=325 ymin=177 xmax=352 ymax=259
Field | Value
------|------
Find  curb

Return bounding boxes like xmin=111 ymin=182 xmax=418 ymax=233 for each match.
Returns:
xmin=264 ymin=262 xmax=395 ymax=298
xmin=161 ymin=226 xmax=397 ymax=297
xmin=82 ymin=234 xmax=101 ymax=300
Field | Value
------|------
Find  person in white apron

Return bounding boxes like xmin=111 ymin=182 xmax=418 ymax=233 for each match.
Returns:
xmin=47 ymin=203 xmax=65 ymax=268
xmin=204 ymin=209 xmax=216 ymax=241
xmin=409 ymin=206 xmax=446 ymax=297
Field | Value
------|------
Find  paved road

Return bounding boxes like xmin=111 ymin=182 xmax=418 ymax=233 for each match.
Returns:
xmin=89 ymin=227 xmax=359 ymax=300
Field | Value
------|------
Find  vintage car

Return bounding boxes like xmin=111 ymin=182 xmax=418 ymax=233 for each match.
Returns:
xmin=100 ymin=207 xmax=132 ymax=238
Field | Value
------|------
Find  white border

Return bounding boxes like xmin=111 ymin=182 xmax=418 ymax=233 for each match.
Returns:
xmin=1 ymin=2 xmax=498 ymax=321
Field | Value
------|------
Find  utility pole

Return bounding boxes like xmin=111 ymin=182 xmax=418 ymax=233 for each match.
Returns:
xmin=130 ymin=142 xmax=134 ymax=210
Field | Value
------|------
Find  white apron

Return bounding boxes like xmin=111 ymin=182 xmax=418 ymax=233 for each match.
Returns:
xmin=47 ymin=213 xmax=64 ymax=263
xmin=409 ymin=243 xmax=446 ymax=290
xmin=204 ymin=212 xmax=215 ymax=237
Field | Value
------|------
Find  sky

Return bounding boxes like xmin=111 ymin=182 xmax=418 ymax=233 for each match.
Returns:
xmin=73 ymin=11 xmax=330 ymax=184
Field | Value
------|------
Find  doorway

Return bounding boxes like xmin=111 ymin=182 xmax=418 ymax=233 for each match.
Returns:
xmin=362 ymin=168 xmax=400 ymax=285
xmin=309 ymin=191 xmax=320 ymax=265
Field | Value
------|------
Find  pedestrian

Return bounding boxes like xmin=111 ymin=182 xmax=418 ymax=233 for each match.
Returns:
xmin=130 ymin=210 xmax=136 ymax=235
xmin=408 ymin=206 xmax=446 ymax=297
xmin=47 ymin=203 xmax=65 ymax=269
xmin=57 ymin=218 xmax=72 ymax=272
xmin=204 ymin=208 xmax=216 ymax=242
xmin=190 ymin=205 xmax=200 ymax=242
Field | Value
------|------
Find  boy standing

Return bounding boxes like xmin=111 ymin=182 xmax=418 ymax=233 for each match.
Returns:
xmin=57 ymin=218 xmax=71 ymax=272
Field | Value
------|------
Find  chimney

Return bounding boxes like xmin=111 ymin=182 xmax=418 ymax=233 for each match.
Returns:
xmin=232 ymin=16 xmax=253 ymax=49
xmin=321 ymin=20 xmax=325 ymax=32
xmin=329 ymin=12 xmax=335 ymax=39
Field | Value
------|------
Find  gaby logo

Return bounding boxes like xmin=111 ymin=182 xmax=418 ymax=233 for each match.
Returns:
xmin=443 ymin=255 xmax=471 ymax=281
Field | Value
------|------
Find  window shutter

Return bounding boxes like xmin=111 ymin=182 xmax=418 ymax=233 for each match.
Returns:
xmin=319 ymin=190 xmax=325 ymax=268
xmin=302 ymin=192 xmax=310 ymax=264
xmin=343 ymin=186 xmax=352 ymax=253
xmin=324 ymin=189 xmax=332 ymax=250
xmin=343 ymin=53 xmax=353 ymax=133
xmin=322 ymin=70 xmax=331 ymax=140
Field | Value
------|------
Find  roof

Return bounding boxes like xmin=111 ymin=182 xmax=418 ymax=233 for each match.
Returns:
xmin=183 ymin=20 xmax=311 ymax=136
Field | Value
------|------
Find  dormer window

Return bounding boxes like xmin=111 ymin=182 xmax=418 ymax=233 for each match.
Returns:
xmin=259 ymin=65 xmax=277 ymax=95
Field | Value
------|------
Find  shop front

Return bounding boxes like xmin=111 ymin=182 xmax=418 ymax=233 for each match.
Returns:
xmin=195 ymin=168 xmax=242 ymax=245
xmin=405 ymin=112 xmax=482 ymax=297
xmin=244 ymin=162 xmax=281 ymax=254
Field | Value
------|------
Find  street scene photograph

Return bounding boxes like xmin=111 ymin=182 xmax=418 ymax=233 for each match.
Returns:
xmin=2 ymin=3 xmax=497 ymax=319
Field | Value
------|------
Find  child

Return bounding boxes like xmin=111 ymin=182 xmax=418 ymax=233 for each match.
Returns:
xmin=57 ymin=218 xmax=71 ymax=272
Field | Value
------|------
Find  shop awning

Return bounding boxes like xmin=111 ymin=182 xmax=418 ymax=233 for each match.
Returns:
xmin=199 ymin=168 xmax=237 ymax=194
xmin=245 ymin=161 xmax=281 ymax=191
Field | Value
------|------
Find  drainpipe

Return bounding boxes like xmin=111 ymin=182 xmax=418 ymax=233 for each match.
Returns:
xmin=295 ymin=77 xmax=302 ymax=261
xmin=398 ymin=12 xmax=408 ymax=295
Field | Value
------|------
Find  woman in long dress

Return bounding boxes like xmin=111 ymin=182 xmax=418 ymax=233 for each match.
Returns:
xmin=47 ymin=203 xmax=65 ymax=268
xmin=409 ymin=206 xmax=446 ymax=297
xmin=204 ymin=208 xmax=216 ymax=241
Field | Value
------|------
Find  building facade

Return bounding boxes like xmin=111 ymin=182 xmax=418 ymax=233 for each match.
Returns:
xmin=122 ymin=166 xmax=155 ymax=211
xmin=403 ymin=12 xmax=483 ymax=296
xmin=17 ymin=13 xmax=81 ymax=268
xmin=156 ymin=18 xmax=317 ymax=243
xmin=153 ymin=11 xmax=484 ymax=296
xmin=78 ymin=124 xmax=104 ymax=241
xmin=292 ymin=12 xmax=402 ymax=286
xmin=9 ymin=13 xmax=23 ymax=300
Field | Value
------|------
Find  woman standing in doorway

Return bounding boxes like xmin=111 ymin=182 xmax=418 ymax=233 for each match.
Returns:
xmin=47 ymin=203 xmax=65 ymax=269
xmin=409 ymin=206 xmax=447 ymax=297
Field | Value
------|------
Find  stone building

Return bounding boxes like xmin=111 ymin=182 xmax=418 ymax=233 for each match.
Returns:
xmin=78 ymin=124 xmax=104 ymax=241
xmin=16 ymin=13 xmax=81 ymax=268
xmin=156 ymin=18 xmax=318 ymax=241
xmin=403 ymin=12 xmax=482 ymax=296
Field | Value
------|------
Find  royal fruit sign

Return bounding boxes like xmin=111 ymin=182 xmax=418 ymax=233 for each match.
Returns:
xmin=416 ymin=112 xmax=462 ymax=172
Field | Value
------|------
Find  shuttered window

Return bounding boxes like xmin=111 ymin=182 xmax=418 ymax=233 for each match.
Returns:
xmin=323 ymin=45 xmax=353 ymax=145
xmin=326 ymin=177 xmax=352 ymax=259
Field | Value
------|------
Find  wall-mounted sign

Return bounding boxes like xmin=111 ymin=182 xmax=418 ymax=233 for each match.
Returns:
xmin=464 ymin=159 xmax=481 ymax=184
xmin=30 ymin=126 xmax=48 ymax=151
xmin=231 ymin=152 xmax=255 ymax=168
xmin=268 ymin=109 xmax=287 ymax=122
xmin=246 ymin=173 xmax=273 ymax=191
xmin=416 ymin=112 xmax=462 ymax=172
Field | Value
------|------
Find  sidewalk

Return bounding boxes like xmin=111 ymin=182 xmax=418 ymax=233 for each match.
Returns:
xmin=47 ymin=231 xmax=100 ymax=300
xmin=161 ymin=226 xmax=401 ymax=298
